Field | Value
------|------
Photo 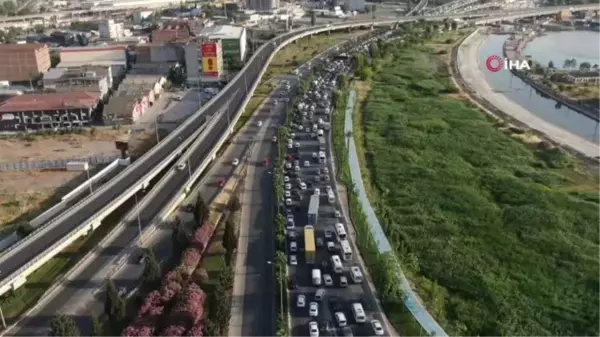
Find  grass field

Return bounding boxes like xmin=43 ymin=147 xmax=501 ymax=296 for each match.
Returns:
xmin=355 ymin=35 xmax=599 ymax=336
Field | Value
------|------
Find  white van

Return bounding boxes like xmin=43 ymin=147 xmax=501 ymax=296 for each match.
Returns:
xmin=318 ymin=129 xmax=324 ymax=137
xmin=335 ymin=312 xmax=348 ymax=327
xmin=335 ymin=223 xmax=347 ymax=241
xmin=350 ymin=266 xmax=363 ymax=283
xmin=331 ymin=255 xmax=343 ymax=274
xmin=351 ymin=303 xmax=366 ymax=323
xmin=327 ymin=189 xmax=336 ymax=204
xmin=312 ymin=269 xmax=322 ymax=286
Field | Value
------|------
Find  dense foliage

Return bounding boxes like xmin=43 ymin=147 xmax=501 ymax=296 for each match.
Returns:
xmin=357 ymin=43 xmax=599 ymax=336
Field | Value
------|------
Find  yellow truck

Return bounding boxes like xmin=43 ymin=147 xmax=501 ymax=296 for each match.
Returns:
xmin=304 ymin=225 xmax=316 ymax=264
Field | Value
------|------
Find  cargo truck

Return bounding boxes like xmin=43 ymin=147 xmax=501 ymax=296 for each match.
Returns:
xmin=304 ymin=225 xmax=316 ymax=264
xmin=307 ymin=194 xmax=319 ymax=226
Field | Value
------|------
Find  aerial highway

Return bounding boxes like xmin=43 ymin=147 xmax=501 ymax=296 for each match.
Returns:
xmin=0 ymin=2 xmax=594 ymax=304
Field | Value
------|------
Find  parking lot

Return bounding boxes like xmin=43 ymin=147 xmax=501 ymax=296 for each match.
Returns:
xmin=284 ymin=59 xmax=389 ymax=337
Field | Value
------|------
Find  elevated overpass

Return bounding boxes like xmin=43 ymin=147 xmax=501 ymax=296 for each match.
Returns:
xmin=0 ymin=3 xmax=595 ymax=300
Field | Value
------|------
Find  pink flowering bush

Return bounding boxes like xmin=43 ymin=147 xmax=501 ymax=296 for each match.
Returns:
xmin=161 ymin=280 xmax=183 ymax=302
xmin=164 ymin=283 xmax=206 ymax=333
xmin=137 ymin=290 xmax=162 ymax=317
xmin=162 ymin=324 xmax=187 ymax=337
xmin=188 ymin=324 xmax=204 ymax=337
xmin=182 ymin=248 xmax=201 ymax=269
xmin=190 ymin=221 xmax=215 ymax=253
xmin=122 ymin=324 xmax=155 ymax=337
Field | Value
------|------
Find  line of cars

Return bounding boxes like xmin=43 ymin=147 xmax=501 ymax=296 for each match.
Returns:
xmin=283 ymin=59 xmax=387 ymax=337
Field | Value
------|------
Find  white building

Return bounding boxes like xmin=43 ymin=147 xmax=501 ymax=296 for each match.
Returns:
xmin=247 ymin=0 xmax=279 ymax=12
xmin=132 ymin=10 xmax=154 ymax=24
xmin=198 ymin=25 xmax=247 ymax=63
xmin=98 ymin=19 xmax=125 ymax=40
xmin=347 ymin=0 xmax=365 ymax=12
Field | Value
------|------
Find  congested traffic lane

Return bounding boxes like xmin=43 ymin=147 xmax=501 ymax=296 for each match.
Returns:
xmin=286 ymin=60 xmax=389 ymax=337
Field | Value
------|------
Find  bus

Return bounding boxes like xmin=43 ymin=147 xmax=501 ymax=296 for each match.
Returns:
xmin=331 ymin=255 xmax=343 ymax=273
xmin=304 ymin=226 xmax=316 ymax=264
xmin=340 ymin=239 xmax=352 ymax=261
xmin=335 ymin=223 xmax=347 ymax=241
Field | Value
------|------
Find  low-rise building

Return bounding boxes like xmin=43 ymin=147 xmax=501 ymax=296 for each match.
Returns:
xmin=197 ymin=25 xmax=247 ymax=62
xmin=99 ymin=19 xmax=125 ymax=40
xmin=564 ymin=71 xmax=600 ymax=84
xmin=134 ymin=43 xmax=185 ymax=64
xmin=104 ymin=73 xmax=165 ymax=124
xmin=43 ymin=66 xmax=112 ymax=99
xmin=57 ymin=45 xmax=128 ymax=81
xmin=0 ymin=44 xmax=51 ymax=83
xmin=151 ymin=22 xmax=193 ymax=43
xmin=0 ymin=91 xmax=101 ymax=131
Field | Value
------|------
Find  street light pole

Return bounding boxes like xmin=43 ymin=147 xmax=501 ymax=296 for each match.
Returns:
xmin=154 ymin=114 xmax=161 ymax=144
xmin=86 ymin=166 xmax=93 ymax=195
xmin=0 ymin=305 xmax=6 ymax=329
xmin=187 ymin=158 xmax=192 ymax=178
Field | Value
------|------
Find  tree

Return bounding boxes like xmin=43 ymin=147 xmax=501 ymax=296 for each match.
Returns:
xmin=105 ymin=280 xmax=126 ymax=324
xmin=579 ymin=62 xmax=591 ymax=71
xmin=222 ymin=218 xmax=237 ymax=254
xmin=548 ymin=60 xmax=554 ymax=68
xmin=310 ymin=11 xmax=316 ymax=26
xmin=450 ymin=20 xmax=458 ymax=30
xmin=194 ymin=194 xmax=209 ymax=226
xmin=48 ymin=315 xmax=80 ymax=336
xmin=142 ymin=248 xmax=162 ymax=287
xmin=228 ymin=195 xmax=241 ymax=212
xmin=90 ymin=315 xmax=104 ymax=336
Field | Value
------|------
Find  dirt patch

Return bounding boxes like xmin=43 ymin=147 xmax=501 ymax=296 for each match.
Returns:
xmin=0 ymin=128 xmax=125 ymax=163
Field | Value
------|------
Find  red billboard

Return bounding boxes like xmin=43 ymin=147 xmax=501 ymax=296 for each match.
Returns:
xmin=201 ymin=42 xmax=217 ymax=57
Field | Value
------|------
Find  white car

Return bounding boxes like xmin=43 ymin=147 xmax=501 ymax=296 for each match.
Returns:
xmin=284 ymin=176 xmax=290 ymax=182
xmin=294 ymin=165 xmax=300 ymax=172
xmin=334 ymin=210 xmax=341 ymax=218
xmin=371 ymin=320 xmax=384 ymax=336
xmin=304 ymin=160 xmax=310 ymax=167
xmin=309 ymin=321 xmax=319 ymax=337
xmin=176 ymin=163 xmax=186 ymax=171
xmin=285 ymin=198 xmax=292 ymax=205
xmin=285 ymin=162 xmax=292 ymax=169
xmin=312 ymin=152 xmax=318 ymax=158
xmin=285 ymin=190 xmax=291 ymax=198
xmin=285 ymin=183 xmax=291 ymax=190
xmin=290 ymin=241 xmax=298 ymax=252
xmin=305 ymin=127 xmax=310 ymax=132
xmin=288 ymin=143 xmax=293 ymax=149
xmin=300 ymin=182 xmax=307 ymax=190
xmin=290 ymin=255 xmax=298 ymax=265
xmin=297 ymin=294 xmax=306 ymax=308
xmin=323 ymin=167 xmax=329 ymax=174
xmin=257 ymin=121 xmax=263 ymax=126
xmin=327 ymin=241 xmax=335 ymax=252
xmin=323 ymin=274 xmax=333 ymax=286
xmin=291 ymin=133 xmax=296 ymax=138
xmin=294 ymin=142 xmax=300 ymax=148
xmin=325 ymin=186 xmax=332 ymax=193
xmin=314 ymin=188 xmax=320 ymax=196
xmin=232 ymin=158 xmax=239 ymax=166
xmin=309 ymin=302 xmax=319 ymax=317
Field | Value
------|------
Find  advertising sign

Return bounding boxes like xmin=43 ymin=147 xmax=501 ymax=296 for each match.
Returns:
xmin=201 ymin=42 xmax=219 ymax=77
xmin=202 ymin=56 xmax=219 ymax=77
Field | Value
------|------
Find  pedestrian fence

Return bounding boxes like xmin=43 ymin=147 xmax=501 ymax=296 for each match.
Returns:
xmin=0 ymin=155 xmax=121 ymax=172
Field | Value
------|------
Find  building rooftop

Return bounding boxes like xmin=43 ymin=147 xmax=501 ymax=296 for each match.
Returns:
xmin=57 ymin=60 xmax=127 ymax=68
xmin=199 ymin=25 xmax=245 ymax=39
xmin=0 ymin=43 xmax=48 ymax=51
xmin=60 ymin=45 xmax=127 ymax=53
xmin=0 ymin=92 xmax=100 ymax=113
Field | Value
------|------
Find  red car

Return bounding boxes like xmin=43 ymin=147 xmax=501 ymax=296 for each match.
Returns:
xmin=218 ymin=179 xmax=226 ymax=187
xmin=263 ymin=158 xmax=270 ymax=167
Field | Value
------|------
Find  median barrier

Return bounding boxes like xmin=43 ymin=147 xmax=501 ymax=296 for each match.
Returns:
xmin=60 ymin=159 xmax=121 ymax=203
xmin=28 ymin=202 xmax=67 ymax=229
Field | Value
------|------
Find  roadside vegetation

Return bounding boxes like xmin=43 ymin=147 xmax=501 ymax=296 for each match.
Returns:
xmin=350 ymin=24 xmax=599 ymax=336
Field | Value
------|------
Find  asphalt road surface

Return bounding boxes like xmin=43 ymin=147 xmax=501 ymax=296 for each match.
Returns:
xmin=0 ymin=34 xmax=284 ymax=283
xmin=6 ymin=95 xmax=245 ymax=336
xmin=229 ymin=77 xmax=298 ymax=336
xmin=287 ymin=66 xmax=389 ymax=337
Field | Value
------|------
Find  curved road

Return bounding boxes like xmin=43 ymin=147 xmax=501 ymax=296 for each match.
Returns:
xmin=0 ymin=3 xmax=594 ymax=297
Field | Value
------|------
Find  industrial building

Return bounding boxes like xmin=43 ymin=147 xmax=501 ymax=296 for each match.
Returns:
xmin=57 ymin=45 xmax=128 ymax=80
xmin=198 ymin=25 xmax=247 ymax=62
xmin=43 ymin=66 xmax=113 ymax=99
xmin=0 ymin=44 xmax=51 ymax=83
xmin=247 ymin=0 xmax=280 ymax=12
xmin=0 ymin=92 xmax=101 ymax=131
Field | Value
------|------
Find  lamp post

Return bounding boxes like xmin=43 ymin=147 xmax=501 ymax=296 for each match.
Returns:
xmin=134 ymin=193 xmax=143 ymax=244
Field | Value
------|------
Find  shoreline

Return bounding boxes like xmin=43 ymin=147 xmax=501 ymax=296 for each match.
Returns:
xmin=453 ymin=28 xmax=599 ymax=161
xmin=502 ymin=30 xmax=600 ymax=122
